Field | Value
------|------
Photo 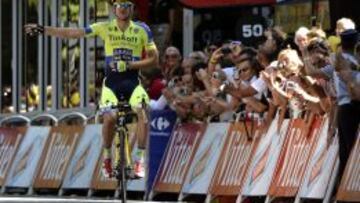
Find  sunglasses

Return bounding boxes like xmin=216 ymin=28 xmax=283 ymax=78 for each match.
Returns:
xmin=113 ymin=2 xmax=133 ymax=9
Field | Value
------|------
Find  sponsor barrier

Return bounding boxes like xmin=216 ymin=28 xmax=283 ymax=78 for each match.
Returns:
xmin=336 ymin=131 xmax=360 ymax=202
xmin=298 ymin=117 xmax=339 ymax=201
xmin=33 ymin=126 xmax=83 ymax=189
xmin=209 ymin=122 xmax=263 ymax=197
xmin=0 ymin=111 xmax=357 ymax=202
xmin=241 ymin=115 xmax=290 ymax=197
xmin=62 ymin=124 xmax=102 ymax=191
xmin=268 ymin=116 xmax=321 ymax=198
xmin=152 ymin=122 xmax=206 ymax=195
xmin=147 ymin=110 xmax=177 ymax=195
xmin=181 ymin=123 xmax=230 ymax=198
xmin=0 ymin=127 xmax=26 ymax=188
xmin=90 ymin=123 xmax=138 ymax=191
xmin=4 ymin=127 xmax=50 ymax=192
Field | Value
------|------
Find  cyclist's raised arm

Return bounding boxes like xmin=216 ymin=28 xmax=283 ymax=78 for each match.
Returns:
xmin=24 ymin=23 xmax=85 ymax=38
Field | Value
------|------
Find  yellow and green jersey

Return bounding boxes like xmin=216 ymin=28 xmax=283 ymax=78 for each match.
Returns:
xmin=85 ymin=19 xmax=157 ymax=76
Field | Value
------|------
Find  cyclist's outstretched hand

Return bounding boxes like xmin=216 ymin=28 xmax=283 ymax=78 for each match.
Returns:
xmin=24 ymin=24 xmax=44 ymax=36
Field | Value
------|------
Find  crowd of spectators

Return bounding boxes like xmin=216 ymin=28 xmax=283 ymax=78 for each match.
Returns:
xmin=140 ymin=17 xmax=360 ymax=183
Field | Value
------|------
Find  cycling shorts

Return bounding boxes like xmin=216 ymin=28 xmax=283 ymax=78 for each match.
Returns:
xmin=99 ymin=73 xmax=149 ymax=111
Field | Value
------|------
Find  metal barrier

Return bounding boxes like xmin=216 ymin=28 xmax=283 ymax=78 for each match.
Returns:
xmin=0 ymin=115 xmax=31 ymax=127
xmin=58 ymin=112 xmax=88 ymax=126
xmin=30 ymin=113 xmax=59 ymax=126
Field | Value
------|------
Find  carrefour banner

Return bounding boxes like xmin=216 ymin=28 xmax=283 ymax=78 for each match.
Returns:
xmin=5 ymin=127 xmax=50 ymax=188
xmin=147 ymin=110 xmax=177 ymax=193
xmin=299 ymin=118 xmax=339 ymax=200
xmin=62 ymin=124 xmax=102 ymax=189
xmin=242 ymin=117 xmax=289 ymax=196
xmin=0 ymin=127 xmax=25 ymax=187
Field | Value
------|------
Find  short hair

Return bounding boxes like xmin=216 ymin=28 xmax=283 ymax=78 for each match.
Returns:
xmin=294 ymin=27 xmax=310 ymax=45
xmin=337 ymin=18 xmax=356 ymax=30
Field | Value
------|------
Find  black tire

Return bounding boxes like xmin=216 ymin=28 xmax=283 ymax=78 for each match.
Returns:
xmin=119 ymin=129 xmax=127 ymax=203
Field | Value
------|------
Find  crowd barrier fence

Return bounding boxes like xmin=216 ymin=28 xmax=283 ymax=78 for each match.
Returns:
xmin=0 ymin=110 xmax=359 ymax=202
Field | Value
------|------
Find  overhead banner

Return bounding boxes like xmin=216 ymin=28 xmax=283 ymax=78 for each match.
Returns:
xmin=181 ymin=123 xmax=230 ymax=195
xmin=62 ymin=124 xmax=102 ymax=189
xmin=209 ymin=122 xmax=262 ymax=196
xmin=147 ymin=110 xmax=177 ymax=194
xmin=242 ymin=117 xmax=290 ymax=196
xmin=5 ymin=127 xmax=50 ymax=188
xmin=0 ymin=127 xmax=25 ymax=187
xmin=299 ymin=118 xmax=339 ymax=200
xmin=268 ymin=117 xmax=321 ymax=197
xmin=33 ymin=126 xmax=83 ymax=189
xmin=152 ymin=123 xmax=206 ymax=193
xmin=336 ymin=131 xmax=360 ymax=202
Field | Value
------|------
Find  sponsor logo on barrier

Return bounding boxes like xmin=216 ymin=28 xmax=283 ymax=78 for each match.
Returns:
xmin=153 ymin=123 xmax=206 ymax=193
xmin=210 ymin=123 xmax=260 ymax=196
xmin=151 ymin=117 xmax=170 ymax=131
xmin=269 ymin=118 xmax=320 ymax=197
xmin=0 ymin=128 xmax=24 ymax=186
xmin=63 ymin=124 xmax=103 ymax=190
xmin=336 ymin=131 xmax=360 ymax=201
xmin=34 ymin=126 xmax=82 ymax=189
xmin=242 ymin=117 xmax=289 ymax=196
xmin=181 ymin=123 xmax=230 ymax=195
xmin=5 ymin=127 xmax=50 ymax=188
xmin=147 ymin=110 xmax=177 ymax=194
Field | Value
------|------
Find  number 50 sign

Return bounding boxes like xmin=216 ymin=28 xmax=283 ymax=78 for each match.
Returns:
xmin=235 ymin=15 xmax=267 ymax=46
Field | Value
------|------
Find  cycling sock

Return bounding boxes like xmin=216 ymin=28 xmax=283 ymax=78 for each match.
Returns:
xmin=103 ymin=147 xmax=112 ymax=159
xmin=135 ymin=149 xmax=145 ymax=162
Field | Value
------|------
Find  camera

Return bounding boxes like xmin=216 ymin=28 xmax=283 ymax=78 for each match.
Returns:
xmin=219 ymin=81 xmax=231 ymax=92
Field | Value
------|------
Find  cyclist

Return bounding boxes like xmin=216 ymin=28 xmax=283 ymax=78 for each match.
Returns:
xmin=25 ymin=0 xmax=159 ymax=178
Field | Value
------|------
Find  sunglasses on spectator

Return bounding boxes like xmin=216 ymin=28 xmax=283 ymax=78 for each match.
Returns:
xmin=113 ymin=2 xmax=133 ymax=9
xmin=165 ymin=54 xmax=179 ymax=59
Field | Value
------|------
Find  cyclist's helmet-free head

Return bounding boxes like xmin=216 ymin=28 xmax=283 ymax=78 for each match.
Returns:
xmin=109 ymin=0 xmax=135 ymax=20
xmin=108 ymin=0 xmax=135 ymax=5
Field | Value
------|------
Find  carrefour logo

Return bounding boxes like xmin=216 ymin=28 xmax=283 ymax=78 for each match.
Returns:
xmin=151 ymin=117 xmax=170 ymax=131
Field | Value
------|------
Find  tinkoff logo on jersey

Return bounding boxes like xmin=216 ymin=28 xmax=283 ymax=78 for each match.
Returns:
xmin=109 ymin=34 xmax=138 ymax=43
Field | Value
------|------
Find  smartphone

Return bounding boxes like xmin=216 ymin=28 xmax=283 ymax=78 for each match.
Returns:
xmin=221 ymin=47 xmax=232 ymax=55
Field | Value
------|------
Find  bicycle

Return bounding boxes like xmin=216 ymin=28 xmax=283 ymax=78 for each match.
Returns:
xmin=100 ymin=95 xmax=145 ymax=203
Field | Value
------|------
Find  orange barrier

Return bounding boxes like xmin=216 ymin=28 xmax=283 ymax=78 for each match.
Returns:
xmin=209 ymin=122 xmax=262 ymax=197
xmin=0 ymin=127 xmax=25 ymax=187
xmin=33 ymin=126 xmax=83 ymax=189
xmin=152 ymin=123 xmax=206 ymax=194
xmin=336 ymin=131 xmax=360 ymax=202
xmin=268 ymin=116 xmax=322 ymax=198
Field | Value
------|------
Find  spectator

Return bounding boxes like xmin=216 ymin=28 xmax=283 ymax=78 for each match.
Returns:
xmin=294 ymin=26 xmax=310 ymax=54
xmin=161 ymin=46 xmax=181 ymax=82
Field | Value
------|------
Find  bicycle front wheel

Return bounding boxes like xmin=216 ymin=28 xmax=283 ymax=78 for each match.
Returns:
xmin=119 ymin=129 xmax=127 ymax=203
